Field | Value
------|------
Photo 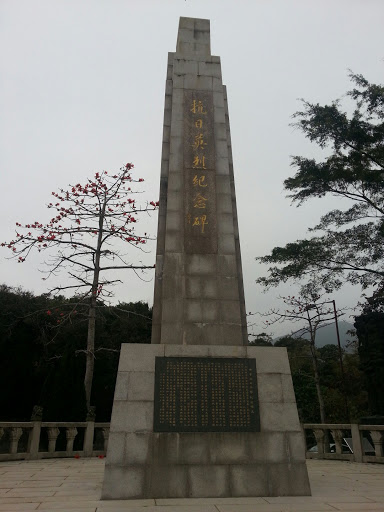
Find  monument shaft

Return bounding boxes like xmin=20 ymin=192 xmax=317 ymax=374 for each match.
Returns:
xmin=151 ymin=17 xmax=247 ymax=346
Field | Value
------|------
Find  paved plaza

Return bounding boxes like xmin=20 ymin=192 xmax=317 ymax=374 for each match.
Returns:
xmin=0 ymin=458 xmax=383 ymax=511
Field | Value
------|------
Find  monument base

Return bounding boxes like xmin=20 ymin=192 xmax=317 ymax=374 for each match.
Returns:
xmin=102 ymin=344 xmax=311 ymax=499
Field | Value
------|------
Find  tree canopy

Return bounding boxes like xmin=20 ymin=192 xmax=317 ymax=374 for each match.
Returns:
xmin=1 ymin=285 xmax=371 ymax=423
xmin=256 ymin=73 xmax=384 ymax=296
xmin=0 ymin=285 xmax=152 ymax=421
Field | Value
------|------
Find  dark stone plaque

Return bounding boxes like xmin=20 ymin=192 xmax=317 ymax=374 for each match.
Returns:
xmin=153 ymin=357 xmax=260 ymax=432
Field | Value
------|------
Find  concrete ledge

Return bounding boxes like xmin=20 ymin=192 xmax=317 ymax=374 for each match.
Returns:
xmin=248 ymin=346 xmax=291 ymax=375
xmin=118 ymin=344 xmax=164 ymax=372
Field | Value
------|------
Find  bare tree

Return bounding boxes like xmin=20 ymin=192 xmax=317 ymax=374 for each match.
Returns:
xmin=253 ymin=293 xmax=346 ymax=423
xmin=1 ymin=163 xmax=158 ymax=411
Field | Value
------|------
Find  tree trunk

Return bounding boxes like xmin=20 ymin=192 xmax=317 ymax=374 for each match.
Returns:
xmin=83 ymin=197 xmax=106 ymax=412
xmin=310 ymin=342 xmax=327 ymax=424
xmin=306 ymin=310 xmax=327 ymax=424
xmin=84 ymin=297 xmax=96 ymax=411
xmin=311 ymin=346 xmax=331 ymax=452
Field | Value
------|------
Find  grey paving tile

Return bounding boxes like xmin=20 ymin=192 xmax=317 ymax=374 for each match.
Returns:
xmin=217 ymin=505 xmax=337 ymax=512
xmin=98 ymin=508 xmax=218 ymax=512
xmin=37 ymin=502 xmax=100 ymax=510
xmin=0 ymin=504 xmax=39 ymax=511
xmin=37 ymin=496 xmax=99 ymax=503
xmin=327 ymin=504 xmax=384 ymax=510
xmin=1 ymin=472 xmax=37 ymax=478
xmin=265 ymin=496 xmax=376 ymax=504
xmin=0 ymin=481 xmax=22 ymax=488
xmin=360 ymin=495 xmax=384 ymax=501
xmin=0 ymin=458 xmax=384 ymax=512
xmin=39 ymin=509 xmax=97 ymax=512
xmin=98 ymin=501 xmax=155 ymax=507
xmin=0 ymin=497 xmax=45 ymax=504
xmin=97 ymin=509 xmax=150 ymax=512
xmin=15 ymin=481 xmax=64 ymax=488
xmin=53 ymin=490 xmax=100 ymax=497
xmin=6 ymin=490 xmax=56 ymax=497
xmin=24 ymin=476 xmax=65 ymax=481
xmin=155 ymin=498 xmax=268 ymax=505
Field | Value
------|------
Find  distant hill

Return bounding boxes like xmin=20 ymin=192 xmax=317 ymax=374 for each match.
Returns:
xmin=274 ymin=321 xmax=356 ymax=349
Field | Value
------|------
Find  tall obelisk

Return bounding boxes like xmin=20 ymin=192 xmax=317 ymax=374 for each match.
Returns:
xmin=151 ymin=16 xmax=247 ymax=347
xmin=102 ymin=18 xmax=311 ymax=500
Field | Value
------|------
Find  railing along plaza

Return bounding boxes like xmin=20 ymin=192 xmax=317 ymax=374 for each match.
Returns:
xmin=1 ymin=421 xmax=383 ymax=464
xmin=0 ymin=421 xmax=109 ymax=461
xmin=303 ymin=423 xmax=384 ymax=464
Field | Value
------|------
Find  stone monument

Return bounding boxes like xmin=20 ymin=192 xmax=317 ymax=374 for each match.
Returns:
xmin=102 ymin=17 xmax=311 ymax=499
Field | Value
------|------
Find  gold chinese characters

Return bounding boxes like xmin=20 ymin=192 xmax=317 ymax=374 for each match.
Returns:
xmin=188 ymin=97 xmax=210 ymax=234
xmin=192 ymin=215 xmax=208 ymax=233
xmin=190 ymin=100 xmax=207 ymax=115
xmin=193 ymin=175 xmax=207 ymax=187
xmin=192 ymin=156 xmax=206 ymax=169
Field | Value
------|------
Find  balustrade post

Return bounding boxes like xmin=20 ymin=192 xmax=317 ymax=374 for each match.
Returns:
xmin=9 ymin=427 xmax=23 ymax=454
xmin=27 ymin=407 xmax=43 ymax=460
xmin=313 ymin=428 xmax=325 ymax=455
xmin=331 ymin=429 xmax=344 ymax=454
xmin=84 ymin=407 xmax=96 ymax=457
xmin=84 ymin=421 xmax=95 ymax=456
xmin=27 ymin=422 xmax=41 ymax=460
xmin=0 ymin=428 xmax=4 ymax=441
xmin=47 ymin=427 xmax=60 ymax=452
xmin=102 ymin=427 xmax=109 ymax=452
xmin=370 ymin=430 xmax=384 ymax=457
xmin=65 ymin=427 xmax=78 ymax=453
xmin=351 ymin=424 xmax=363 ymax=462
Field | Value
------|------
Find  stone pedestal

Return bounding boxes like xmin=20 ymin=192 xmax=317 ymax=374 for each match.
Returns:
xmin=102 ymin=344 xmax=311 ymax=498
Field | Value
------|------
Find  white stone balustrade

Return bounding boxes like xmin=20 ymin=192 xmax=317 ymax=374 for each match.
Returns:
xmin=0 ymin=421 xmax=110 ymax=461
xmin=9 ymin=427 xmax=23 ymax=454
xmin=368 ymin=428 xmax=384 ymax=457
xmin=1 ymin=420 xmax=383 ymax=464
xmin=304 ymin=423 xmax=384 ymax=463
xmin=47 ymin=427 xmax=60 ymax=452
xmin=313 ymin=428 xmax=326 ymax=454
xmin=65 ymin=427 xmax=78 ymax=452
xmin=330 ymin=428 xmax=344 ymax=455
xmin=101 ymin=427 xmax=109 ymax=452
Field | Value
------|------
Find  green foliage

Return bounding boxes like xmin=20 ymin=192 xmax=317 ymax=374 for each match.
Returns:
xmin=248 ymin=332 xmax=273 ymax=346
xmin=343 ymin=352 xmax=370 ymax=421
xmin=0 ymin=285 xmax=151 ymax=421
xmin=354 ymin=311 xmax=384 ymax=416
xmin=275 ymin=336 xmax=319 ymax=421
xmin=274 ymin=336 xmax=369 ymax=422
xmin=257 ymin=73 xmax=384 ymax=295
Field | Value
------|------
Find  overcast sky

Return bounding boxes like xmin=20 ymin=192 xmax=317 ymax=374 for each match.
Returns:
xmin=1 ymin=0 xmax=383 ymax=337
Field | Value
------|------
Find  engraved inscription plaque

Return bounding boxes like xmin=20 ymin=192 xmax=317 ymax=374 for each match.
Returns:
xmin=154 ymin=357 xmax=260 ymax=432
xmin=183 ymin=90 xmax=217 ymax=254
